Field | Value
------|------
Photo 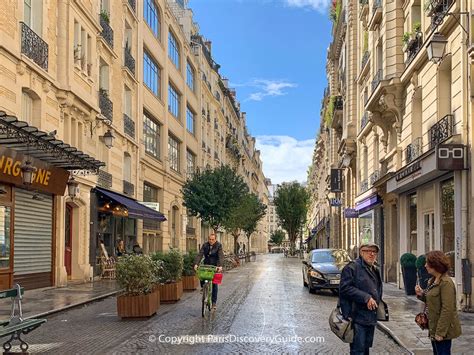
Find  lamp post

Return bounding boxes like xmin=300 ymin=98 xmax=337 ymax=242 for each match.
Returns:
xmin=67 ymin=176 xmax=79 ymax=198
xmin=20 ymin=160 xmax=35 ymax=185
xmin=427 ymin=32 xmax=448 ymax=63
xmin=101 ymin=129 xmax=114 ymax=149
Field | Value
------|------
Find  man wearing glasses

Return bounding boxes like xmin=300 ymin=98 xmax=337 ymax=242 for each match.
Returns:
xmin=340 ymin=243 xmax=383 ymax=355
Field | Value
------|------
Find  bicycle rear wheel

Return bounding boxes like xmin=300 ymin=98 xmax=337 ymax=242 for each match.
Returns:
xmin=202 ymin=282 xmax=209 ymax=318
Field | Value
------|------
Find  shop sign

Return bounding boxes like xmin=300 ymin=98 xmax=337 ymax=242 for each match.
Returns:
xmin=329 ymin=198 xmax=342 ymax=207
xmin=139 ymin=202 xmax=160 ymax=211
xmin=344 ymin=209 xmax=359 ymax=218
xmin=395 ymin=161 xmax=421 ymax=181
xmin=436 ymin=144 xmax=468 ymax=170
xmin=0 ymin=147 xmax=69 ymax=195
xmin=330 ymin=168 xmax=343 ymax=192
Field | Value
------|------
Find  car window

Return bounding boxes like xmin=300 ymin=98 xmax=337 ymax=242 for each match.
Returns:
xmin=312 ymin=250 xmax=351 ymax=264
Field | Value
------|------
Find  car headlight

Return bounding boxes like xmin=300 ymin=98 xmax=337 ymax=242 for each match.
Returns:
xmin=310 ymin=270 xmax=323 ymax=278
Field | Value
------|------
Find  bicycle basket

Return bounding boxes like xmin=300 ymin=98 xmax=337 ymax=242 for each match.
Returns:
xmin=212 ymin=273 xmax=223 ymax=285
xmin=197 ymin=265 xmax=217 ymax=281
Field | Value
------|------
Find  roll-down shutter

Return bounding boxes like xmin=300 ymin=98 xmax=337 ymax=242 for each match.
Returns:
xmin=14 ymin=189 xmax=53 ymax=275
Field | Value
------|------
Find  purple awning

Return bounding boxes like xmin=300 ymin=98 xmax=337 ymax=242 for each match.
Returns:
xmin=355 ymin=194 xmax=381 ymax=212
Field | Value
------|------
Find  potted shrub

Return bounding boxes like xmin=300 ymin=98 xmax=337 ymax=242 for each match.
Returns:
xmin=400 ymin=252 xmax=417 ymax=295
xmin=402 ymin=32 xmax=411 ymax=51
xmin=182 ymin=250 xmax=199 ymax=291
xmin=115 ymin=254 xmax=159 ymax=318
xmin=152 ymin=249 xmax=184 ymax=303
xmin=416 ymin=254 xmax=431 ymax=289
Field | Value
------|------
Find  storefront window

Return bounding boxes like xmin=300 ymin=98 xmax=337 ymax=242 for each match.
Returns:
xmin=409 ymin=194 xmax=417 ymax=255
xmin=440 ymin=178 xmax=455 ymax=277
xmin=359 ymin=211 xmax=374 ymax=245
xmin=0 ymin=207 xmax=11 ymax=268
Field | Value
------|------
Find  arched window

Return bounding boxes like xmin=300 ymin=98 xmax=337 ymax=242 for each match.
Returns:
xmin=21 ymin=89 xmax=40 ymax=127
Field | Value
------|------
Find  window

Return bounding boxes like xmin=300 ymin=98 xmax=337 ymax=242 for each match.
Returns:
xmin=22 ymin=92 xmax=33 ymax=124
xmin=186 ymin=150 xmax=195 ymax=179
xmin=24 ymin=0 xmax=42 ymax=35
xmin=168 ymin=83 xmax=180 ymax=119
xmin=0 ymin=207 xmax=11 ymax=269
xmin=123 ymin=152 xmax=132 ymax=182
xmin=409 ymin=193 xmax=418 ymax=255
xmin=143 ymin=112 xmax=160 ymax=158
xmin=143 ymin=182 xmax=161 ymax=231
xmin=186 ymin=106 xmax=195 ymax=135
xmin=168 ymin=135 xmax=180 ymax=172
xmin=144 ymin=51 xmax=160 ymax=96
xmin=186 ymin=61 xmax=195 ymax=91
xmin=124 ymin=86 xmax=132 ymax=117
xmin=144 ymin=0 xmax=160 ymax=38
xmin=168 ymin=31 xmax=180 ymax=69
xmin=440 ymin=178 xmax=455 ymax=276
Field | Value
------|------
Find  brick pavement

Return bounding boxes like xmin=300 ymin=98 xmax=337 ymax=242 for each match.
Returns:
xmin=379 ymin=283 xmax=474 ymax=355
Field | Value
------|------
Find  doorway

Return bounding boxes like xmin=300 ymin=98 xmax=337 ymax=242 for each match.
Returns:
xmin=423 ymin=212 xmax=435 ymax=253
xmin=65 ymin=204 xmax=73 ymax=277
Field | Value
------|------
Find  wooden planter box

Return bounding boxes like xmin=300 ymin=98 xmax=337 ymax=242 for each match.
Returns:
xmin=182 ymin=275 xmax=199 ymax=291
xmin=159 ymin=280 xmax=183 ymax=303
xmin=117 ymin=291 xmax=159 ymax=318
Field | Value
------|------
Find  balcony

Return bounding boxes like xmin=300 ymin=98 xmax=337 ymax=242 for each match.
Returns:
xmin=99 ymin=90 xmax=113 ymax=123
xmin=359 ymin=0 xmax=369 ymax=19
xmin=428 ymin=114 xmax=454 ymax=150
xmin=128 ymin=0 xmax=136 ymax=12
xmin=405 ymin=137 xmax=422 ymax=164
xmin=369 ymin=170 xmax=380 ymax=186
xmin=124 ymin=47 xmax=135 ymax=75
xmin=98 ymin=170 xmax=112 ymax=189
xmin=405 ymin=34 xmax=423 ymax=65
xmin=426 ymin=0 xmax=454 ymax=26
xmin=20 ymin=22 xmax=48 ymax=70
xmin=100 ymin=15 xmax=114 ymax=49
xmin=371 ymin=69 xmax=383 ymax=93
xmin=123 ymin=113 xmax=135 ymax=138
xmin=186 ymin=226 xmax=196 ymax=235
xmin=360 ymin=179 xmax=369 ymax=193
xmin=368 ymin=0 xmax=382 ymax=30
xmin=123 ymin=180 xmax=134 ymax=196
xmin=360 ymin=112 xmax=369 ymax=131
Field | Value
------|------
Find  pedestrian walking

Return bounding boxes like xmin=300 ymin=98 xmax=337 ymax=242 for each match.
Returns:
xmin=415 ymin=250 xmax=461 ymax=355
xmin=339 ymin=242 xmax=383 ymax=355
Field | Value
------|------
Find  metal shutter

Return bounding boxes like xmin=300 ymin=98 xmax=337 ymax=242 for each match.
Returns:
xmin=14 ymin=189 xmax=53 ymax=275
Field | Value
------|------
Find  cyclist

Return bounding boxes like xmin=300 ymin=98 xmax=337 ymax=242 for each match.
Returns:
xmin=194 ymin=233 xmax=224 ymax=309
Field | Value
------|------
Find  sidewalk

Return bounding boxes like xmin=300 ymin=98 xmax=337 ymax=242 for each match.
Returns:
xmin=378 ymin=283 xmax=474 ymax=355
xmin=0 ymin=280 xmax=120 ymax=320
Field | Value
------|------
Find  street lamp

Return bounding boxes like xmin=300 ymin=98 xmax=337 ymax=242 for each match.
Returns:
xmin=427 ymin=32 xmax=448 ymax=63
xmin=101 ymin=129 xmax=114 ymax=149
xmin=20 ymin=160 xmax=36 ymax=185
xmin=67 ymin=176 xmax=79 ymax=198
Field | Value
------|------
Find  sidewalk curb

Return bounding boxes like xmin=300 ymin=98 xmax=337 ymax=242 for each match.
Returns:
xmin=376 ymin=321 xmax=414 ymax=355
xmin=27 ymin=290 xmax=121 ymax=320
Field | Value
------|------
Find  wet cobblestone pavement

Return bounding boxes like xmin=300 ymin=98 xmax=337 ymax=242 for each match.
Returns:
xmin=18 ymin=254 xmax=408 ymax=354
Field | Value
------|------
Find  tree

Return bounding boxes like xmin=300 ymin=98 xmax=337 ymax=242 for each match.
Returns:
xmin=241 ymin=193 xmax=267 ymax=254
xmin=182 ymin=165 xmax=248 ymax=234
xmin=222 ymin=192 xmax=251 ymax=254
xmin=273 ymin=182 xmax=310 ymax=249
xmin=270 ymin=230 xmax=286 ymax=246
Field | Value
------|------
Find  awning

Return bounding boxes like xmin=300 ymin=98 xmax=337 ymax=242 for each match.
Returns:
xmin=94 ymin=187 xmax=167 ymax=221
xmin=0 ymin=111 xmax=104 ymax=173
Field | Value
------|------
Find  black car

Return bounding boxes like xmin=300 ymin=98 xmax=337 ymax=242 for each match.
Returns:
xmin=302 ymin=249 xmax=351 ymax=294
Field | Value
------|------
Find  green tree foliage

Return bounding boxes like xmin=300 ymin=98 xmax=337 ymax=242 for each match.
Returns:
xmin=274 ymin=182 xmax=310 ymax=248
xmin=182 ymin=165 xmax=249 ymax=233
xmin=270 ymin=230 xmax=286 ymax=246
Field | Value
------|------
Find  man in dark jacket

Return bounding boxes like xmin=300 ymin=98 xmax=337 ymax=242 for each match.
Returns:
xmin=194 ymin=233 xmax=224 ymax=309
xmin=340 ymin=242 xmax=383 ymax=355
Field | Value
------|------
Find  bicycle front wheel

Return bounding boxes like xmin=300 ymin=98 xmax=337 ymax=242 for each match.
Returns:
xmin=202 ymin=282 xmax=209 ymax=318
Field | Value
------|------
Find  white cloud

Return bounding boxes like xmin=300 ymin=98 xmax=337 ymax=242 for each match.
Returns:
xmin=256 ymin=135 xmax=315 ymax=184
xmin=246 ymin=79 xmax=297 ymax=101
xmin=284 ymin=0 xmax=330 ymax=12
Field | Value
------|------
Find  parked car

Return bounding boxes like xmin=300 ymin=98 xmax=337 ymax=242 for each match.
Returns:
xmin=302 ymin=249 xmax=351 ymax=294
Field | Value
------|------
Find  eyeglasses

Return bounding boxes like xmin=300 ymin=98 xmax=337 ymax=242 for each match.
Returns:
xmin=361 ymin=249 xmax=378 ymax=254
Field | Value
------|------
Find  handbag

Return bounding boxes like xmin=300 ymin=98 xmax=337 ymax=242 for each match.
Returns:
xmin=329 ymin=305 xmax=354 ymax=343
xmin=377 ymin=300 xmax=389 ymax=321
xmin=415 ymin=303 xmax=429 ymax=330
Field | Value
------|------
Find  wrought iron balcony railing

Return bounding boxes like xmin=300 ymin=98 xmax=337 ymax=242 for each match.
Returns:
xmin=124 ymin=47 xmax=135 ymax=75
xmin=372 ymin=0 xmax=382 ymax=13
xmin=405 ymin=137 xmax=422 ymax=164
xmin=123 ymin=180 xmax=134 ymax=196
xmin=98 ymin=170 xmax=112 ymax=189
xmin=371 ymin=69 xmax=383 ymax=92
xmin=128 ymin=0 xmax=136 ymax=12
xmin=99 ymin=90 xmax=113 ymax=123
xmin=405 ymin=34 xmax=423 ymax=65
xmin=123 ymin=113 xmax=135 ymax=138
xmin=360 ymin=112 xmax=369 ymax=131
xmin=428 ymin=114 xmax=454 ymax=150
xmin=100 ymin=16 xmax=114 ymax=49
xmin=369 ymin=170 xmax=380 ymax=186
xmin=361 ymin=51 xmax=370 ymax=71
xmin=426 ymin=0 xmax=453 ymax=17
xmin=360 ymin=179 xmax=369 ymax=193
xmin=334 ymin=96 xmax=343 ymax=111
xmin=20 ymin=22 xmax=48 ymax=70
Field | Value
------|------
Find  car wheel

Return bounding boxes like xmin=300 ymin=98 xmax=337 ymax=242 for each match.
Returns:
xmin=303 ymin=272 xmax=308 ymax=287
xmin=331 ymin=289 xmax=339 ymax=296
xmin=308 ymin=277 xmax=315 ymax=294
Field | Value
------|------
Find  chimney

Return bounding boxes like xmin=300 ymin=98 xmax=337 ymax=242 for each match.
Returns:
xmin=204 ymin=40 xmax=212 ymax=52
xmin=241 ymin=112 xmax=246 ymax=121
xmin=222 ymin=78 xmax=229 ymax=88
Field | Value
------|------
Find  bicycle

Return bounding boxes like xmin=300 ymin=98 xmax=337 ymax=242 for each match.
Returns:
xmin=196 ymin=265 xmax=217 ymax=318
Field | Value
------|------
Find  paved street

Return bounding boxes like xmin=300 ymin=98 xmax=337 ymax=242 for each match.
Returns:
xmin=16 ymin=254 xmax=406 ymax=354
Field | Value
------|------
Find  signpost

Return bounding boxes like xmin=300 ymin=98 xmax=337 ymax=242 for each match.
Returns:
xmin=436 ymin=144 xmax=468 ymax=170
xmin=330 ymin=168 xmax=343 ymax=192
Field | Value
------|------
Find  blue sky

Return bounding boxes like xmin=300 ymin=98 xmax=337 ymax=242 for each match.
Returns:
xmin=188 ymin=0 xmax=332 ymax=183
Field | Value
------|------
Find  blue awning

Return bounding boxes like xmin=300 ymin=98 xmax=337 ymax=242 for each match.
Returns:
xmin=94 ymin=187 xmax=167 ymax=221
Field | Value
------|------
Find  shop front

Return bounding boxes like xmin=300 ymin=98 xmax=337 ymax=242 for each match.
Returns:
xmin=0 ymin=112 xmax=104 ymax=290
xmin=90 ymin=187 xmax=166 ymax=275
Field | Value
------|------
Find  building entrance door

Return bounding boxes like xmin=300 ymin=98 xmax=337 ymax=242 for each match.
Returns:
xmin=423 ymin=212 xmax=435 ymax=253
xmin=65 ymin=204 xmax=72 ymax=277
